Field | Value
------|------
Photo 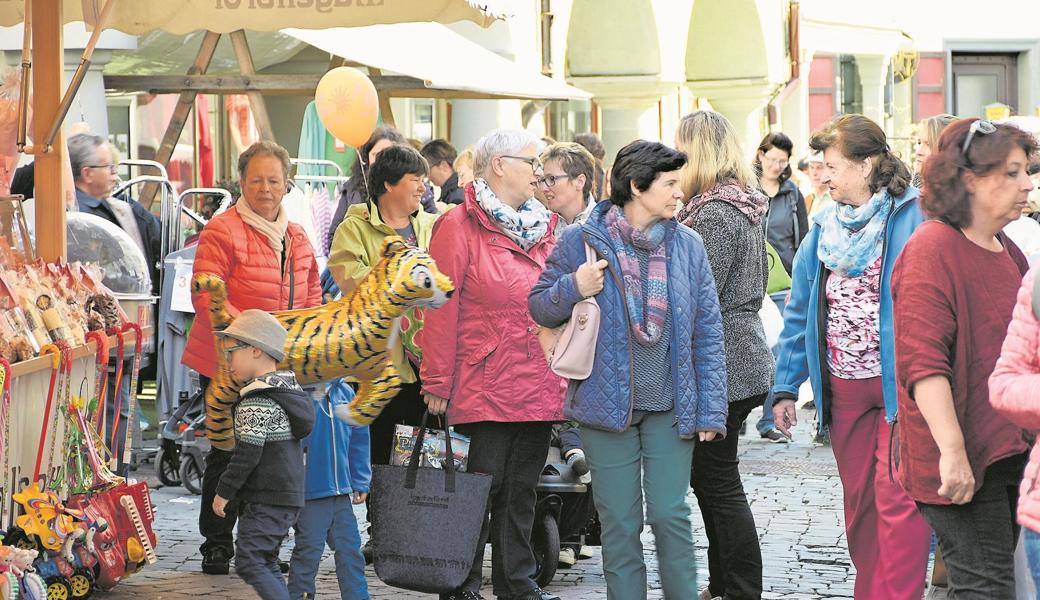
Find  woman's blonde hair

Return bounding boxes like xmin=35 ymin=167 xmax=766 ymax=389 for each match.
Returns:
xmin=916 ymin=114 xmax=957 ymax=150
xmin=676 ymin=111 xmax=756 ymax=198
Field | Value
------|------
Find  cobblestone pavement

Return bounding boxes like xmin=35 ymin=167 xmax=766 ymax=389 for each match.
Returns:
xmin=104 ymin=404 xmax=915 ymax=600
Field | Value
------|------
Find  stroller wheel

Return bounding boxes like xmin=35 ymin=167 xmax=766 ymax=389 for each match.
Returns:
xmin=155 ymin=446 xmax=182 ymax=487
xmin=179 ymin=455 xmax=204 ymax=495
xmin=532 ymin=512 xmax=560 ymax=588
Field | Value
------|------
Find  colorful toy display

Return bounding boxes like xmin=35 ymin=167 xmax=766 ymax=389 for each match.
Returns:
xmin=3 ymin=328 xmax=158 ymax=598
xmin=194 ymin=237 xmax=454 ymax=430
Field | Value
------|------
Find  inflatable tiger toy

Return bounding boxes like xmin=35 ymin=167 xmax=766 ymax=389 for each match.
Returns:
xmin=194 ymin=238 xmax=454 ymax=447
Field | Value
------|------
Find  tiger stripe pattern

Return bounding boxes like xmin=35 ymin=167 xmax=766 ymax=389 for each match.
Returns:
xmin=192 ymin=237 xmax=454 ymax=450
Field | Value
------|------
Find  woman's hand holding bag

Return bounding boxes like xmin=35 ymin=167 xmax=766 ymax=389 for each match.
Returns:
xmin=537 ymin=241 xmax=603 ymax=381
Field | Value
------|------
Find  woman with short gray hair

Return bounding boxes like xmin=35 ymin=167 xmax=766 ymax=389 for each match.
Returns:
xmin=418 ymin=128 xmax=564 ymax=600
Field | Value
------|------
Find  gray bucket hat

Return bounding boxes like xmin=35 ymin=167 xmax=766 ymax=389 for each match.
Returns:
xmin=214 ymin=309 xmax=287 ymax=363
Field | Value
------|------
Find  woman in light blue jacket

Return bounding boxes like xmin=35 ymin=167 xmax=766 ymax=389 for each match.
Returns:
xmin=529 ymin=141 xmax=727 ymax=600
xmin=770 ymin=115 xmax=930 ymax=600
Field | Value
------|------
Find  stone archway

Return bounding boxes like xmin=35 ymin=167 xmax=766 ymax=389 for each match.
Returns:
xmin=685 ymin=0 xmax=786 ymax=153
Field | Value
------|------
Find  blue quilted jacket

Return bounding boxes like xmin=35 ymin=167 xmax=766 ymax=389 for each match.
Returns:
xmin=529 ymin=201 xmax=729 ymax=439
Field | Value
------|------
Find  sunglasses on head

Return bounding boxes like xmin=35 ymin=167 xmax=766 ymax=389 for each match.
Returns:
xmin=961 ymin=120 xmax=997 ymax=159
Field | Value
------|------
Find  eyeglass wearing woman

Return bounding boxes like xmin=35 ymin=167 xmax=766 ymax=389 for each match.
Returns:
xmin=893 ymin=118 xmax=1037 ymax=599
xmin=418 ymin=129 xmax=564 ymax=600
xmin=754 ymin=132 xmax=808 ymax=277
xmin=530 ymin=140 xmax=728 ymax=600
xmin=771 ymin=114 xmax=932 ymax=599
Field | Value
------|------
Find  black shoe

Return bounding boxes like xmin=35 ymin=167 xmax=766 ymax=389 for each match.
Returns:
xmin=440 ymin=592 xmax=485 ymax=600
xmin=279 ymin=560 xmax=289 ymax=574
xmin=565 ymin=451 xmax=589 ymax=477
xmin=759 ymin=428 xmax=790 ymax=443
xmin=506 ymin=589 xmax=560 ymax=600
xmin=361 ymin=539 xmax=373 ymax=565
xmin=201 ymin=547 xmax=231 ymax=575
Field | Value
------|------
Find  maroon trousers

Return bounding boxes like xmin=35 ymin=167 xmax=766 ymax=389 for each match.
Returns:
xmin=829 ymin=375 xmax=931 ymax=600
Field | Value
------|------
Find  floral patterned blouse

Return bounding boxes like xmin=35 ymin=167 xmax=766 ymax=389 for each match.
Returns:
xmin=825 ymin=256 xmax=883 ymax=379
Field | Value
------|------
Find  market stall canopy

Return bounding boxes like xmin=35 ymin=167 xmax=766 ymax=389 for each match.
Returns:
xmin=284 ymin=23 xmax=592 ymax=101
xmin=0 ymin=0 xmax=503 ymax=35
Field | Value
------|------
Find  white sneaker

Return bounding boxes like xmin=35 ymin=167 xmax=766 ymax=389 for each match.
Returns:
xmin=557 ymin=547 xmax=577 ymax=568
xmin=577 ymin=545 xmax=594 ymax=559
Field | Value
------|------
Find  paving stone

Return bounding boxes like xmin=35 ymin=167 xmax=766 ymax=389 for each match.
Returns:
xmin=98 ymin=409 xmax=940 ymax=599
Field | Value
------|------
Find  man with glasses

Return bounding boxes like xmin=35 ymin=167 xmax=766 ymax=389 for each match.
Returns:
xmin=539 ymin=142 xmax=597 ymax=235
xmin=69 ymin=133 xmax=161 ymax=294
xmin=68 ymin=133 xmax=163 ymax=473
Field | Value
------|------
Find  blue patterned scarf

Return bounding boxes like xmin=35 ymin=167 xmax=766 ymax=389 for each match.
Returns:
xmin=473 ymin=178 xmax=551 ymax=250
xmin=815 ymin=189 xmax=895 ymax=277
xmin=604 ymin=205 xmax=669 ymax=346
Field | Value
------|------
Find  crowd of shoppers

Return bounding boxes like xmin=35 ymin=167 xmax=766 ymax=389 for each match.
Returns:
xmin=183 ymin=107 xmax=1040 ymax=600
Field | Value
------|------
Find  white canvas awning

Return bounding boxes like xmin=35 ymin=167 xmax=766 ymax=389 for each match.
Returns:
xmin=284 ymin=23 xmax=591 ymax=101
xmin=0 ymin=0 xmax=501 ymax=35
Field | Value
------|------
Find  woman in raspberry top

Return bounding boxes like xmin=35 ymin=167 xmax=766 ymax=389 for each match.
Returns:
xmin=892 ymin=118 xmax=1037 ymax=598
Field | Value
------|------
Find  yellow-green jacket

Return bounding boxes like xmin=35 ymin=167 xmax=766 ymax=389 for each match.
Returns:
xmin=328 ymin=201 xmax=438 ymax=383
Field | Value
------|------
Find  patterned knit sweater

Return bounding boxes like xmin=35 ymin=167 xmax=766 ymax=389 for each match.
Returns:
xmin=216 ymin=371 xmax=316 ymax=508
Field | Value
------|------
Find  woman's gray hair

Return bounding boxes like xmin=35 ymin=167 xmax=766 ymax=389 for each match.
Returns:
xmin=473 ymin=129 xmax=540 ymax=178
xmin=68 ymin=133 xmax=106 ymax=182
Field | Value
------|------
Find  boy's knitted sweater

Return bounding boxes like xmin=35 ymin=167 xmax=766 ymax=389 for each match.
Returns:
xmin=216 ymin=370 xmax=316 ymax=508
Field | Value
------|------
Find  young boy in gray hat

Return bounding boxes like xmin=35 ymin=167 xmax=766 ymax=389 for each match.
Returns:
xmin=211 ymin=309 xmax=315 ymax=600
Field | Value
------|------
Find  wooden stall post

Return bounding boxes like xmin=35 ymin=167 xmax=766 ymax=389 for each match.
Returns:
xmin=142 ymin=31 xmax=221 ymax=210
xmin=32 ymin=0 xmax=66 ymax=261
xmin=229 ymin=30 xmax=275 ymax=142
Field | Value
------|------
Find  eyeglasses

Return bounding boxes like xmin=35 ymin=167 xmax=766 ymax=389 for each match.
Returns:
xmin=220 ymin=341 xmax=251 ymax=362
xmin=86 ymin=164 xmax=118 ymax=174
xmin=499 ymin=155 xmax=543 ymax=172
xmin=538 ymin=174 xmax=572 ymax=188
xmin=961 ymin=119 xmax=996 ymax=158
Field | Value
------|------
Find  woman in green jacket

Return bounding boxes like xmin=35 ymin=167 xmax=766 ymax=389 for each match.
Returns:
xmin=327 ymin=144 xmax=438 ymax=556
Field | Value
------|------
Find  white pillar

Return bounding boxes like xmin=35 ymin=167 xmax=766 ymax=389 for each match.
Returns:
xmin=62 ymin=49 xmax=114 ymax=138
xmin=596 ymin=96 xmax=662 ymax=166
xmin=687 ymin=80 xmax=777 ymax=157
xmin=450 ymin=99 xmax=523 ymax=150
xmin=856 ymin=54 xmax=890 ymax=133
xmin=568 ymin=76 xmax=680 ymax=168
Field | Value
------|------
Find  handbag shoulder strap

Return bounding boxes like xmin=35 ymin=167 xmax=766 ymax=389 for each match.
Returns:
xmin=583 ymin=241 xmax=597 ymax=266
xmin=404 ymin=410 xmax=457 ymax=493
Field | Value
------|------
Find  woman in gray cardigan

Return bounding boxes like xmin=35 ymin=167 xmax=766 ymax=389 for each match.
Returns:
xmin=676 ymin=111 xmax=774 ymax=600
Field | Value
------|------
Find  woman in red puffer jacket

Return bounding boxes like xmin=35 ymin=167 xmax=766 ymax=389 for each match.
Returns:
xmin=182 ymin=141 xmax=321 ymax=575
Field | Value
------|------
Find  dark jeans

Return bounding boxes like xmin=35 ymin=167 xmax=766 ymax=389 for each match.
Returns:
xmin=200 ymin=446 xmax=237 ymax=556
xmin=453 ymin=421 xmax=552 ymax=598
xmin=916 ymin=455 xmax=1026 ymax=600
xmin=692 ymin=394 xmax=765 ymax=600
xmin=557 ymin=424 xmax=583 ymax=457
xmin=235 ymin=501 xmax=299 ymax=600
xmin=365 ymin=377 xmax=425 ymax=529
xmin=197 ymin=374 xmax=237 ymax=557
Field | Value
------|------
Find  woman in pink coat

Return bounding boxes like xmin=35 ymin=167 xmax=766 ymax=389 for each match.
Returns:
xmin=417 ymin=128 xmax=566 ymax=600
xmin=990 ymin=264 xmax=1040 ymax=589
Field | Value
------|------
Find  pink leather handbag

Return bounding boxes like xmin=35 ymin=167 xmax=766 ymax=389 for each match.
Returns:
xmin=537 ymin=242 xmax=600 ymax=380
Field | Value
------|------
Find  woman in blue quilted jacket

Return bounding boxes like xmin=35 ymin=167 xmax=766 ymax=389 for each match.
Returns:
xmin=529 ymin=140 xmax=729 ymax=600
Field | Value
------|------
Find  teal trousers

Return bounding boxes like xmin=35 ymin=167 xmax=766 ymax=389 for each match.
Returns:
xmin=583 ymin=410 xmax=699 ymax=600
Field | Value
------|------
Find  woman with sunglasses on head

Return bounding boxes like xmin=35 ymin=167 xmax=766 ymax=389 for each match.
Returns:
xmin=418 ymin=129 xmax=565 ymax=600
xmin=893 ymin=118 xmax=1037 ymax=599
xmin=771 ymin=114 xmax=932 ymax=599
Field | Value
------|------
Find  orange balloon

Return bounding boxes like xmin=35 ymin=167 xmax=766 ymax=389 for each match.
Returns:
xmin=314 ymin=67 xmax=378 ymax=148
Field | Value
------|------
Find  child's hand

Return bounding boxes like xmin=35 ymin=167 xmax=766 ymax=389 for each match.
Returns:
xmin=352 ymin=492 xmax=367 ymax=505
xmin=213 ymin=495 xmax=229 ymax=518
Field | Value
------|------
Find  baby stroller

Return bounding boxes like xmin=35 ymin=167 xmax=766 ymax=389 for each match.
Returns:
xmin=532 ymin=446 xmax=600 ymax=587
xmin=156 ymin=390 xmax=207 ymax=494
